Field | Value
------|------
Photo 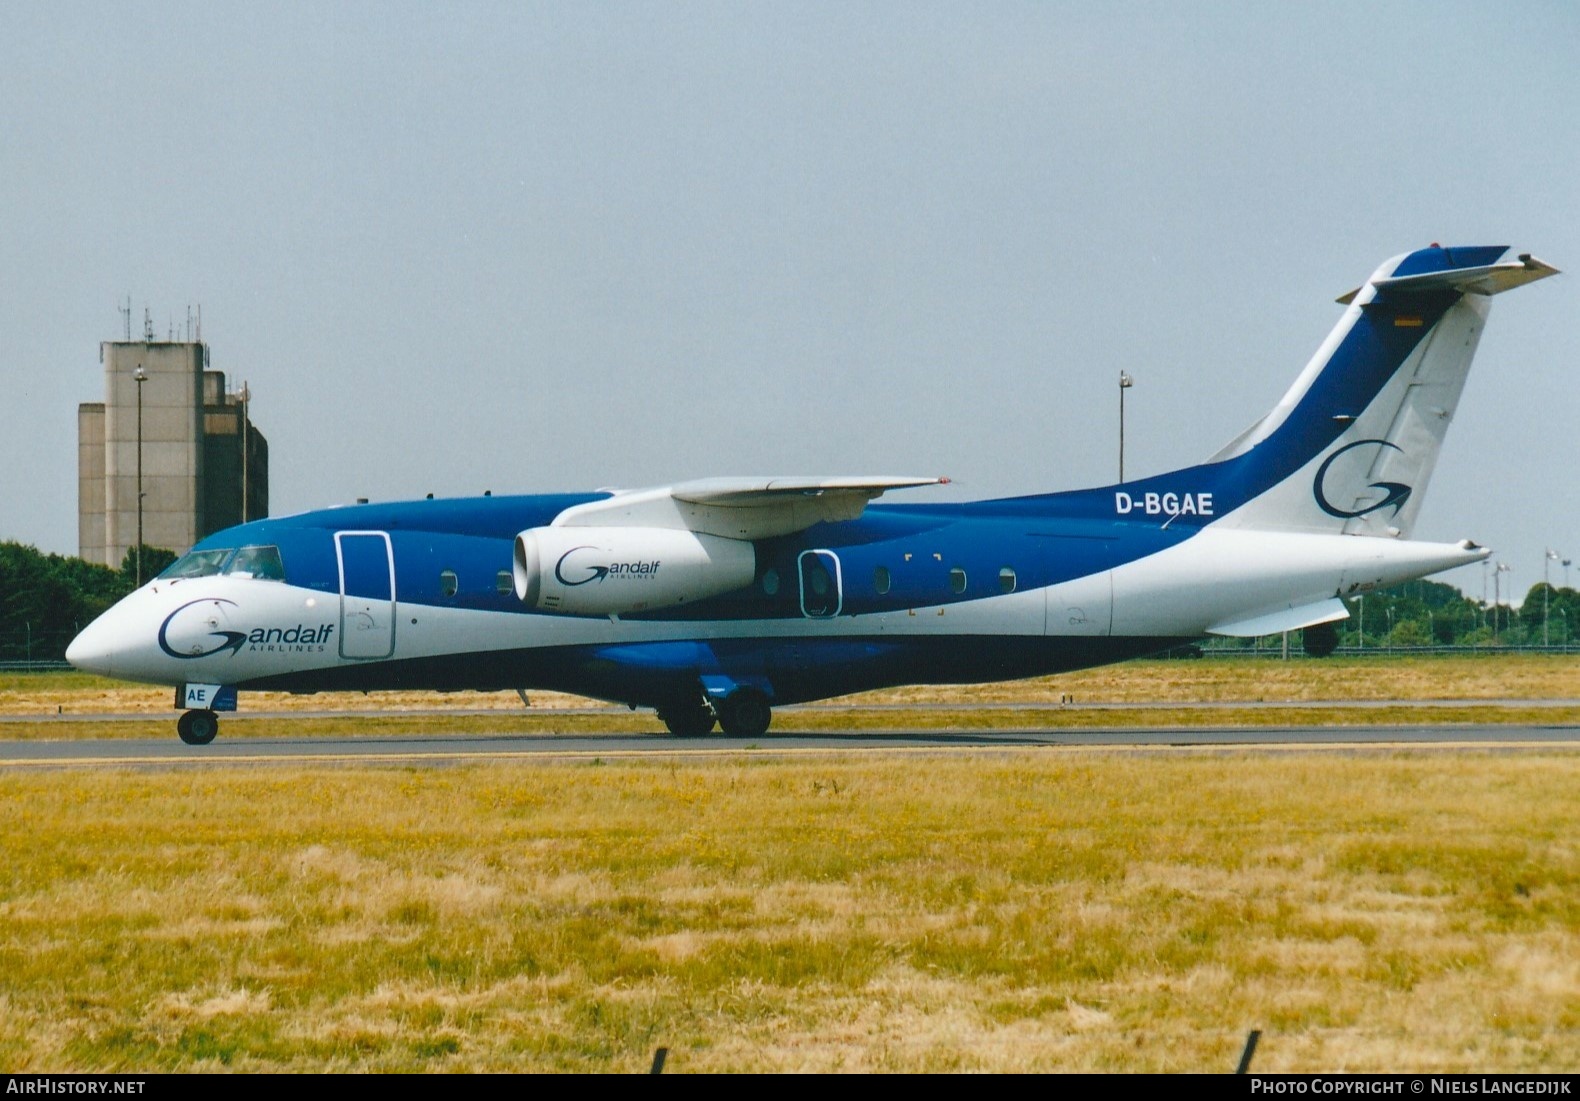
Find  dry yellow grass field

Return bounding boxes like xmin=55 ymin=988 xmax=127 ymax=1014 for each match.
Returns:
xmin=4 ymin=654 xmax=1579 ymax=718
xmin=0 ymin=753 xmax=1575 ymax=1073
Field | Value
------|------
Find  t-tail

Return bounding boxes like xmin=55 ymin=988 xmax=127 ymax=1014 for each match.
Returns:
xmin=1119 ymin=245 xmax=1558 ymax=538
xmin=1094 ymin=245 xmax=1558 ymax=643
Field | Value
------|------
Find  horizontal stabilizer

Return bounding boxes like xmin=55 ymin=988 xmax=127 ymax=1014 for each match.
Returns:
xmin=1206 ymin=597 xmax=1349 ymax=638
xmin=1337 ymin=254 xmax=1558 ymax=304
xmin=553 ymin=476 xmax=948 ymax=540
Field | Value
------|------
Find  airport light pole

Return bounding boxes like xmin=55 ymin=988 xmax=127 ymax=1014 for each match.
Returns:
xmin=1118 ymin=371 xmax=1133 ymax=483
xmin=134 ymin=365 xmax=147 ymax=587
xmin=240 ymin=381 xmax=250 ymax=523
xmin=1545 ymin=549 xmax=1560 ymax=647
xmin=1493 ymin=561 xmax=1510 ymax=638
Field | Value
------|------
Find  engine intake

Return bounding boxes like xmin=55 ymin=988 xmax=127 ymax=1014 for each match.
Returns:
xmin=513 ymin=526 xmax=756 ymax=616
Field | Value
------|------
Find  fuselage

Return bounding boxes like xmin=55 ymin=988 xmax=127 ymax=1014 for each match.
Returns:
xmin=65 ymin=486 xmax=1482 ymax=711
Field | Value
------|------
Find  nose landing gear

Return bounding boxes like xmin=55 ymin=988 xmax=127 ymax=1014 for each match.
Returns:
xmin=177 ymin=709 xmax=220 ymax=745
xmin=174 ymin=685 xmax=235 ymax=744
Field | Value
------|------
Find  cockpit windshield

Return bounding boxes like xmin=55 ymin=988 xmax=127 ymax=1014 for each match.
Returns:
xmin=158 ymin=545 xmax=287 ymax=582
xmin=225 ymin=545 xmax=286 ymax=581
xmin=159 ymin=549 xmax=232 ymax=579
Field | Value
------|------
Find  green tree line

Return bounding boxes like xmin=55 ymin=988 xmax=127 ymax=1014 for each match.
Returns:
xmin=0 ymin=542 xmax=175 ymax=661
xmin=1206 ymin=577 xmax=1580 ymax=653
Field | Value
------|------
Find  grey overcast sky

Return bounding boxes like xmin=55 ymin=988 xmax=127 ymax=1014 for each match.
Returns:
xmin=4 ymin=2 xmax=1577 ymax=600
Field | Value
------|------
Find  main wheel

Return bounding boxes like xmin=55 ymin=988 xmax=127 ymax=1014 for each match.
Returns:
xmin=177 ymin=709 xmax=219 ymax=745
xmin=658 ymin=705 xmax=717 ymax=737
xmin=1302 ymin=622 xmax=1340 ymax=658
xmin=716 ymin=689 xmax=772 ymax=738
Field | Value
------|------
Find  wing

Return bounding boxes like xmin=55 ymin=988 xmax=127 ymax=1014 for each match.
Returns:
xmin=549 ymin=476 xmax=950 ymax=540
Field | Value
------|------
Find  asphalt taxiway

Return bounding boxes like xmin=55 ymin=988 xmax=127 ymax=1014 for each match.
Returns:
xmin=4 ymin=722 xmax=1578 ymax=768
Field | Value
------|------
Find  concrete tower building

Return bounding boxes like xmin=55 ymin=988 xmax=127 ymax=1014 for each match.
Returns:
xmin=79 ymin=339 xmax=268 ymax=570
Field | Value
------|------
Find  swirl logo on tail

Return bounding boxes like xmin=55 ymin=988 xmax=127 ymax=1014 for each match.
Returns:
xmin=1313 ymin=439 xmax=1412 ymax=519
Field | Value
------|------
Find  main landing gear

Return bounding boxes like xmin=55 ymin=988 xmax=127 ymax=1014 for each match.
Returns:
xmin=657 ymin=687 xmax=774 ymax=738
xmin=177 ymin=709 xmax=220 ymax=745
xmin=1302 ymin=622 xmax=1341 ymax=658
xmin=657 ymin=704 xmax=716 ymax=737
xmin=716 ymin=688 xmax=772 ymax=738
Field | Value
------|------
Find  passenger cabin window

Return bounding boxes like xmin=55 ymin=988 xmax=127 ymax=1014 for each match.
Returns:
xmin=440 ymin=570 xmax=459 ymax=597
xmin=999 ymin=567 xmax=1017 ymax=594
xmin=225 ymin=545 xmax=286 ymax=581
xmin=873 ymin=566 xmax=891 ymax=595
xmin=949 ymin=567 xmax=967 ymax=594
xmin=496 ymin=570 xmax=513 ymax=595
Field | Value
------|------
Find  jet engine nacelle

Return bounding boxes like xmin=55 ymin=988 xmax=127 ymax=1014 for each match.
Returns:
xmin=513 ymin=526 xmax=756 ymax=616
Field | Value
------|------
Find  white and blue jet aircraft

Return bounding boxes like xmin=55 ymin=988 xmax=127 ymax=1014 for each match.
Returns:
xmin=67 ymin=245 xmax=1558 ymax=744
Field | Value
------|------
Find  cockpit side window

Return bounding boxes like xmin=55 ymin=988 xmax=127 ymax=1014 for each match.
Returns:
xmin=225 ymin=545 xmax=287 ymax=581
xmin=159 ymin=548 xmax=232 ymax=579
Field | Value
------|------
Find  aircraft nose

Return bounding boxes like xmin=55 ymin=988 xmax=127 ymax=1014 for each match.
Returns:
xmin=65 ymin=615 xmax=118 ymax=677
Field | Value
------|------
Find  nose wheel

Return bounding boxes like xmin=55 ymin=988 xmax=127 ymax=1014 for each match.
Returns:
xmin=177 ymin=709 xmax=220 ymax=745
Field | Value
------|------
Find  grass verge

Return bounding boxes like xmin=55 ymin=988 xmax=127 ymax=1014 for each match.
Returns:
xmin=4 ymin=704 xmax=1580 ymax=742
xmin=2 ymin=654 xmax=1579 ymax=741
xmin=6 ymin=653 xmax=1580 ymax=715
xmin=0 ymin=753 xmax=1574 ymax=1072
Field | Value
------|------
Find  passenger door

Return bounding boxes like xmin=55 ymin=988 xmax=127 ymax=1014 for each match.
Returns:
xmin=336 ymin=531 xmax=396 ymax=659
xmin=798 ymin=549 xmax=842 ymax=618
